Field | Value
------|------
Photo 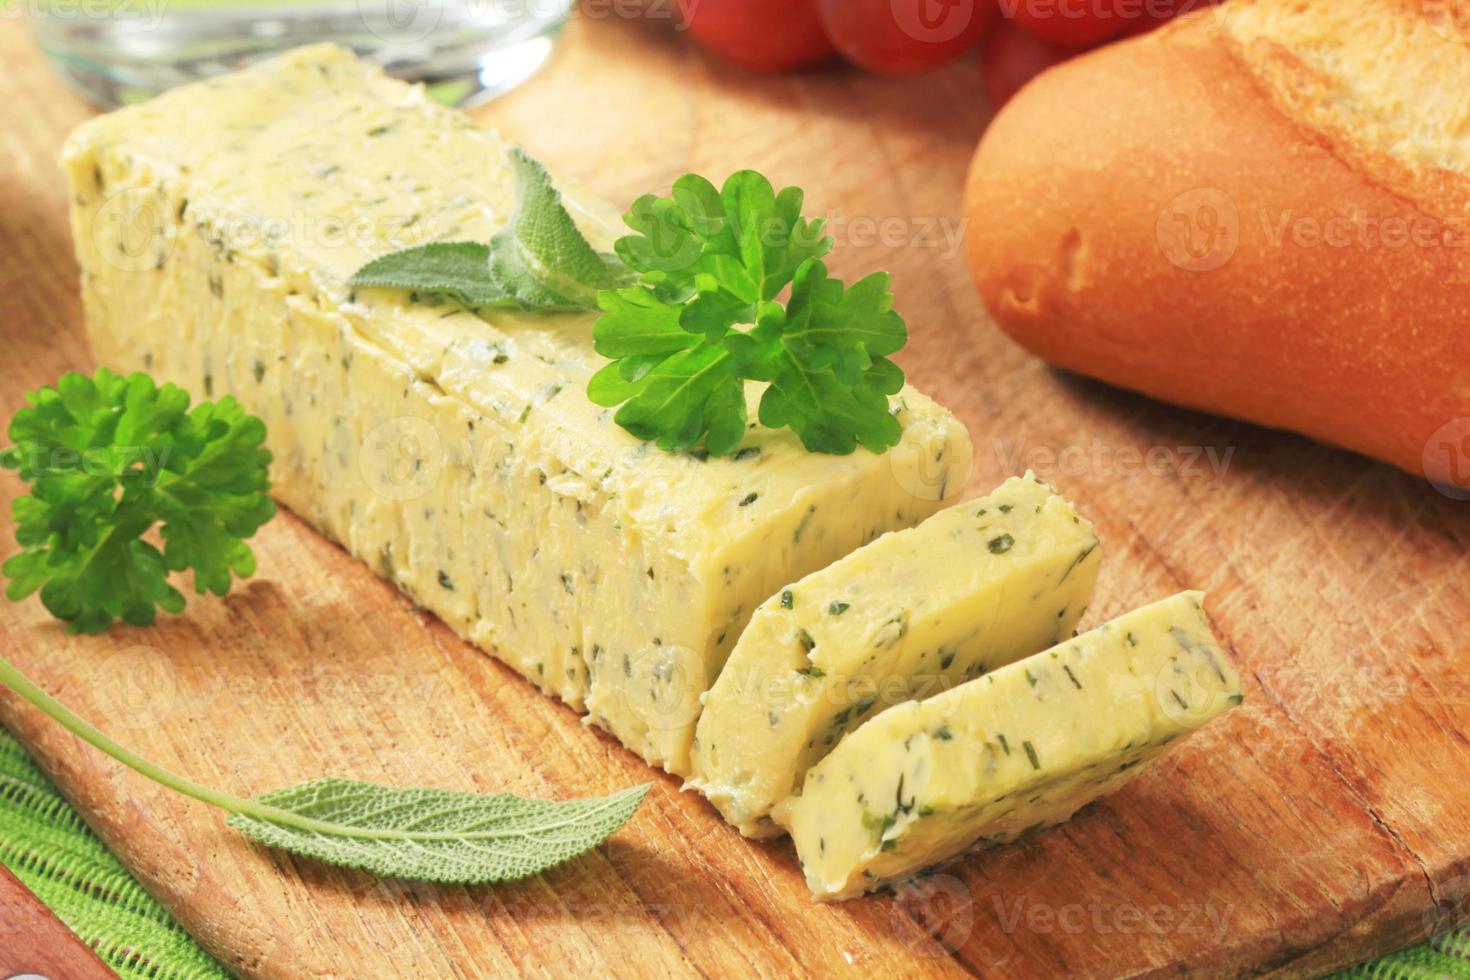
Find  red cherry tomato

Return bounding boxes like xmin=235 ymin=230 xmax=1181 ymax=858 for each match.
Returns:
xmin=680 ymin=0 xmax=834 ymax=73
xmin=1006 ymin=0 xmax=1127 ymax=49
xmin=818 ymin=0 xmax=999 ymax=75
xmin=980 ymin=15 xmax=1075 ymax=110
xmin=1120 ymin=0 xmax=1226 ymax=36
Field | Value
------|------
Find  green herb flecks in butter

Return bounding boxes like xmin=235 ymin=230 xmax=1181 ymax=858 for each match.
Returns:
xmin=688 ymin=475 xmax=1101 ymax=838
xmin=775 ymin=591 xmax=1241 ymax=899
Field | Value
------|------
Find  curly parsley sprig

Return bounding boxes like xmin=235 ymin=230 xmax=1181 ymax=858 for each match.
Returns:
xmin=588 ymin=171 xmax=907 ymax=456
xmin=348 ymin=151 xmax=910 ymax=457
xmin=1 ymin=368 xmax=275 ymax=633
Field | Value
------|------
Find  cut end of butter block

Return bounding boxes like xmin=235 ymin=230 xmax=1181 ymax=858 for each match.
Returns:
xmin=776 ymin=591 xmax=1242 ymax=900
xmin=61 ymin=42 xmax=973 ymax=777
xmin=687 ymin=474 xmax=1101 ymax=837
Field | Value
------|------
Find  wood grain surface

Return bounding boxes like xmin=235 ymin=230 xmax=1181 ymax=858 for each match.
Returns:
xmin=2 ymin=10 xmax=1469 ymax=978
xmin=0 ymin=864 xmax=116 ymax=979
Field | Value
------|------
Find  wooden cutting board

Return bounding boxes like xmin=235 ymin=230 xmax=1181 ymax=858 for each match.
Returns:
xmin=2 ymin=12 xmax=1468 ymax=978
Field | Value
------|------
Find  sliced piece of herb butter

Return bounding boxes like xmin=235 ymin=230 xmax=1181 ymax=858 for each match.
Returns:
xmin=775 ymin=591 xmax=1241 ymax=899
xmin=687 ymin=474 xmax=1101 ymax=837
xmin=60 ymin=44 xmax=973 ymax=776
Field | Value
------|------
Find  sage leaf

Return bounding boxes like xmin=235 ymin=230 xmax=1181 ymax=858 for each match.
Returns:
xmin=485 ymin=147 xmax=634 ymax=311
xmin=346 ymin=149 xmax=631 ymax=313
xmin=348 ymin=241 xmax=506 ymax=306
xmin=229 ymin=778 xmax=649 ymax=883
xmin=0 ymin=653 xmax=650 ymax=886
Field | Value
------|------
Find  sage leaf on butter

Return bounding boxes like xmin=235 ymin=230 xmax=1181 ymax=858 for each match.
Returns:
xmin=346 ymin=148 xmax=630 ymax=313
xmin=348 ymin=241 xmax=506 ymax=307
xmin=486 ymin=147 xmax=634 ymax=311
xmin=0 ymin=652 xmax=649 ymax=885
xmin=229 ymin=778 xmax=648 ymax=883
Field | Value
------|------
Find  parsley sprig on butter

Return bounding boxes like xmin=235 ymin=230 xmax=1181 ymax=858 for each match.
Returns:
xmin=349 ymin=150 xmax=909 ymax=457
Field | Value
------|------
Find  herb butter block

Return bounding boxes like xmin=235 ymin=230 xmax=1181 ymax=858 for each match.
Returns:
xmin=687 ymin=475 xmax=1100 ymax=837
xmin=776 ymin=591 xmax=1241 ymax=899
xmin=61 ymin=44 xmax=972 ymax=774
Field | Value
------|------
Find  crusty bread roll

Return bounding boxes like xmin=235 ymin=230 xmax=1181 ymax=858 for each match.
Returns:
xmin=965 ymin=0 xmax=1470 ymax=484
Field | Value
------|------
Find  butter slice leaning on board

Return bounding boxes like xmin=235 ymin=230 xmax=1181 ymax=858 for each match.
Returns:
xmin=688 ymin=474 xmax=1101 ymax=837
xmin=61 ymin=44 xmax=973 ymax=775
xmin=775 ymin=591 xmax=1241 ymax=899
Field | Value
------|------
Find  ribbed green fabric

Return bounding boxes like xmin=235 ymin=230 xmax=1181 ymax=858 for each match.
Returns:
xmin=1 ymin=724 xmax=1466 ymax=978
xmin=1333 ymin=928 xmax=1470 ymax=980
xmin=0 ymin=727 xmax=226 ymax=980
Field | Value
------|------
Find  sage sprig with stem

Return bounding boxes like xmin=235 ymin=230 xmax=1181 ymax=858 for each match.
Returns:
xmin=0 ymin=653 xmax=649 ymax=884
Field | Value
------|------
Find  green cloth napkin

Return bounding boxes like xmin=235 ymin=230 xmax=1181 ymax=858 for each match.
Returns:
xmin=0 ymin=725 xmax=1462 ymax=978
xmin=0 ymin=727 xmax=225 ymax=979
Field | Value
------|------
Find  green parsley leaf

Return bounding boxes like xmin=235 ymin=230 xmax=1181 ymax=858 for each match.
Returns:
xmin=347 ymin=152 xmax=912 ymax=457
xmin=1 ymin=368 xmax=275 ymax=633
xmin=346 ymin=148 xmax=629 ymax=312
xmin=741 ymin=261 xmax=906 ymax=454
xmin=592 ymin=170 xmax=907 ymax=456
